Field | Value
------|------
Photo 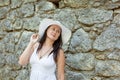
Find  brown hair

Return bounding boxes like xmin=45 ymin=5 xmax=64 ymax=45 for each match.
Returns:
xmin=37 ymin=25 xmax=63 ymax=62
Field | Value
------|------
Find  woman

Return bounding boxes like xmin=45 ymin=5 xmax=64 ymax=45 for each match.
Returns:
xmin=18 ymin=18 xmax=71 ymax=80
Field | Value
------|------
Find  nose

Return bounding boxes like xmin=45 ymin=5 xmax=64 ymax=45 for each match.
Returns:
xmin=53 ymin=30 xmax=57 ymax=34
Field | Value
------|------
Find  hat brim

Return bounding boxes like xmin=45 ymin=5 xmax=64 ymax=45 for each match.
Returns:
xmin=39 ymin=18 xmax=71 ymax=44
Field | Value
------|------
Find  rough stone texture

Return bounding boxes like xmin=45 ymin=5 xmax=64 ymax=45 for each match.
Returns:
xmin=66 ymin=53 xmax=95 ymax=70
xmin=114 ymin=8 xmax=120 ymax=13
xmin=70 ymin=28 xmax=92 ymax=52
xmin=0 ymin=7 xmax=9 ymax=19
xmin=0 ymin=54 xmax=5 ymax=68
xmin=2 ymin=33 xmax=15 ymax=53
xmin=113 ymin=14 xmax=120 ymax=24
xmin=24 ymin=0 xmax=37 ymax=3
xmin=63 ymin=0 xmax=89 ymax=8
xmin=35 ymin=1 xmax=56 ymax=11
xmin=93 ymin=24 xmax=120 ymax=51
xmin=54 ymin=9 xmax=79 ymax=31
xmin=105 ymin=2 xmax=120 ymax=10
xmin=17 ymin=3 xmax=34 ymax=17
xmin=23 ymin=17 xmax=40 ymax=31
xmin=0 ymin=0 xmax=10 ymax=7
xmin=16 ymin=69 xmax=29 ymax=80
xmin=107 ymin=49 xmax=120 ymax=61
xmin=10 ymin=0 xmax=22 ymax=9
xmin=95 ymin=60 xmax=120 ymax=77
xmin=0 ymin=0 xmax=120 ymax=80
xmin=66 ymin=71 xmax=87 ymax=80
xmin=77 ymin=8 xmax=113 ymax=25
xmin=13 ymin=18 xmax=23 ymax=30
xmin=1 ymin=19 xmax=14 ymax=31
xmin=112 ymin=0 xmax=119 ymax=3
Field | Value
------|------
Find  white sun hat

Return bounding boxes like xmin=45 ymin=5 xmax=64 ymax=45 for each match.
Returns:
xmin=39 ymin=18 xmax=71 ymax=44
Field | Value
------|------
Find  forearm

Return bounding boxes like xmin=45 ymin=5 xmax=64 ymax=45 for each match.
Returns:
xmin=57 ymin=73 xmax=65 ymax=80
xmin=18 ymin=42 xmax=34 ymax=66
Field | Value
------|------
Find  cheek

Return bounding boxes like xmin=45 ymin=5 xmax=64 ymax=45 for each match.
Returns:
xmin=46 ymin=29 xmax=51 ymax=35
xmin=56 ymin=33 xmax=60 ymax=39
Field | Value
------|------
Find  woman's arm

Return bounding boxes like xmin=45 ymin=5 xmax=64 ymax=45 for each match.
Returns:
xmin=18 ymin=34 xmax=39 ymax=66
xmin=18 ymin=42 xmax=34 ymax=66
xmin=57 ymin=49 xmax=65 ymax=80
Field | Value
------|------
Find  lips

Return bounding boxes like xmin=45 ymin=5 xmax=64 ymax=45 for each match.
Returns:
xmin=51 ymin=34 xmax=56 ymax=37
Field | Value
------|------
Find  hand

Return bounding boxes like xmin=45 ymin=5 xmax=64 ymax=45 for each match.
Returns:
xmin=30 ymin=33 xmax=39 ymax=45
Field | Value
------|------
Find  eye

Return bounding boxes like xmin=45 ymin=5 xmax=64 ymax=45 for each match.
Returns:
xmin=50 ymin=27 xmax=55 ymax=30
xmin=57 ymin=30 xmax=60 ymax=33
xmin=53 ymin=28 xmax=55 ymax=31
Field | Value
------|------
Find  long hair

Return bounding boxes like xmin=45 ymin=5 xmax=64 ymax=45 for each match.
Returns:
xmin=37 ymin=25 xmax=63 ymax=62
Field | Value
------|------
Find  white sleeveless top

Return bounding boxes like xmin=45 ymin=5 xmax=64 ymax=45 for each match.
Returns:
xmin=29 ymin=48 xmax=56 ymax=80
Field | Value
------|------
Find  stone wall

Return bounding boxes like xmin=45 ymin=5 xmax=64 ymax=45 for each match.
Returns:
xmin=0 ymin=0 xmax=120 ymax=80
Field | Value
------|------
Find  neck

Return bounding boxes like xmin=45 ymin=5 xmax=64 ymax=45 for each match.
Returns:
xmin=43 ymin=38 xmax=54 ymax=47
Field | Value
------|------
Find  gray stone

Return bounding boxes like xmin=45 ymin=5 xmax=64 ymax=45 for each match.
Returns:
xmin=63 ymin=0 xmax=89 ymax=8
xmin=106 ymin=3 xmax=120 ymax=10
xmin=113 ymin=14 xmax=120 ymax=24
xmin=2 ymin=33 xmax=15 ymax=53
xmin=0 ymin=41 xmax=5 ymax=53
xmin=0 ymin=7 xmax=9 ymax=19
xmin=16 ymin=69 xmax=29 ymax=80
xmin=107 ymin=50 xmax=120 ymax=61
xmin=5 ymin=54 xmax=20 ymax=70
xmin=66 ymin=53 xmax=95 ymax=70
xmin=16 ymin=31 xmax=34 ymax=55
xmin=0 ymin=31 xmax=6 ymax=39
xmin=76 ymin=8 xmax=113 ymax=25
xmin=0 ymin=54 xmax=5 ymax=68
xmin=7 ymin=10 xmax=18 ymax=22
xmin=0 ymin=0 xmax=10 ymax=7
xmin=18 ymin=3 xmax=34 ymax=17
xmin=13 ymin=18 xmax=23 ymax=30
xmin=70 ymin=28 xmax=92 ymax=52
xmin=112 ymin=0 xmax=119 ymax=3
xmin=93 ymin=2 xmax=101 ymax=7
xmin=36 ymin=1 xmax=56 ymax=11
xmin=13 ymin=32 xmax=21 ymax=44
xmin=1 ymin=19 xmax=13 ymax=31
xmin=95 ymin=60 xmax=120 ymax=77
xmin=10 ymin=0 xmax=22 ymax=9
xmin=66 ymin=71 xmax=87 ymax=80
xmin=54 ymin=9 xmax=80 ymax=31
xmin=1 ymin=32 xmax=20 ymax=53
xmin=0 ymin=67 xmax=18 ymax=80
xmin=59 ymin=0 xmax=66 ymax=8
xmin=23 ymin=16 xmax=40 ymax=31
xmin=24 ymin=0 xmax=37 ymax=3
xmin=93 ymin=24 xmax=120 ymax=51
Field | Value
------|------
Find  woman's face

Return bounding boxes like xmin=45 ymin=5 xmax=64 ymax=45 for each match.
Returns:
xmin=46 ymin=25 xmax=61 ymax=41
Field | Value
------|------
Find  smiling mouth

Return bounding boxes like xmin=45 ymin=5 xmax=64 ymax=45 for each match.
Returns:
xmin=52 ymin=35 xmax=56 ymax=37
xmin=51 ymin=34 xmax=55 ymax=37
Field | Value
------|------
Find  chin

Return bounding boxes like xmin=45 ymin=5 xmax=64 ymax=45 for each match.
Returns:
xmin=49 ymin=37 xmax=57 ymax=41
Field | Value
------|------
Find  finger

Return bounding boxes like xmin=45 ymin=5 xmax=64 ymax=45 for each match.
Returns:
xmin=32 ymin=34 xmax=35 ymax=38
xmin=34 ymin=33 xmax=38 ymax=38
xmin=33 ymin=34 xmax=39 ymax=39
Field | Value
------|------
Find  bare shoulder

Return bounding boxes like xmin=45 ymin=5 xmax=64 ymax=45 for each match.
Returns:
xmin=57 ymin=48 xmax=65 ymax=59
xmin=57 ymin=48 xmax=65 ymax=66
xmin=59 ymin=48 xmax=64 ymax=55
